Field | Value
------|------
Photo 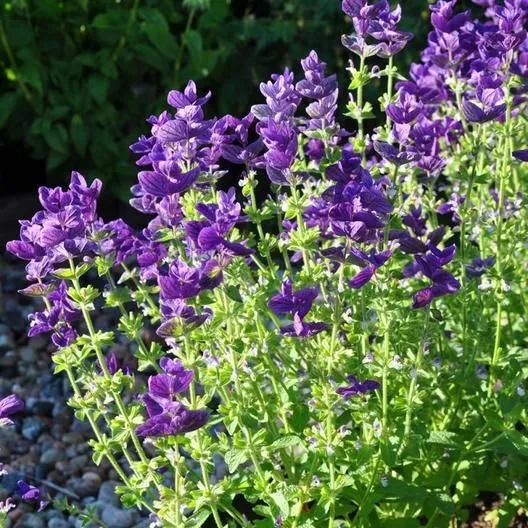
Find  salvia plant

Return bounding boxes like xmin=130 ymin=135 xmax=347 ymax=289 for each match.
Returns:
xmin=3 ymin=0 xmax=528 ymax=526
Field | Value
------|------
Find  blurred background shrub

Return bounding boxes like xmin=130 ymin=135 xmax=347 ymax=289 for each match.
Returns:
xmin=0 ymin=0 xmax=475 ymax=200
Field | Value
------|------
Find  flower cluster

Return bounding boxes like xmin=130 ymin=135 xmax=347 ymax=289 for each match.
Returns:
xmin=136 ymin=358 xmax=209 ymax=437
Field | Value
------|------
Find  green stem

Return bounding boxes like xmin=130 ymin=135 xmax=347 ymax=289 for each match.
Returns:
xmin=381 ymin=317 xmax=390 ymax=432
xmin=488 ymin=92 xmax=512 ymax=396
xmin=403 ymin=306 xmax=431 ymax=443
xmin=0 ymin=20 xmax=37 ymax=109
xmin=174 ymin=447 xmax=183 ymax=527
xmin=385 ymin=55 xmax=394 ymax=134
xmin=357 ymin=54 xmax=366 ymax=159
xmin=112 ymin=0 xmax=139 ymax=62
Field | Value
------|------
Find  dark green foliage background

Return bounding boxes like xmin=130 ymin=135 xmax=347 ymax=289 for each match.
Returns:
xmin=0 ymin=0 xmax=476 ymax=198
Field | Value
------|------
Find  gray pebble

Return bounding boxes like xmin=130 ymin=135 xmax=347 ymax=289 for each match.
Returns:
xmin=101 ymin=505 xmax=138 ymax=528
xmin=22 ymin=417 xmax=48 ymax=441
xmin=19 ymin=346 xmax=37 ymax=363
xmin=97 ymin=480 xmax=121 ymax=507
xmin=14 ymin=513 xmax=45 ymax=528
xmin=40 ymin=448 xmax=64 ymax=467
xmin=48 ymin=519 xmax=71 ymax=528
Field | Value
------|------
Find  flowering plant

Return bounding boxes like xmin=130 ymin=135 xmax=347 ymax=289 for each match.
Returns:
xmin=4 ymin=0 xmax=528 ymax=526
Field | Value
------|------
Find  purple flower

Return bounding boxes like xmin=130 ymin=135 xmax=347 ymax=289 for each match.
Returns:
xmin=409 ymin=245 xmax=461 ymax=309
xmin=437 ymin=193 xmax=465 ymax=224
xmin=348 ymin=248 xmax=392 ymax=289
xmin=269 ymin=279 xmax=319 ymax=319
xmin=148 ymin=358 xmax=194 ymax=400
xmin=0 ymin=394 xmax=24 ymax=426
xmin=373 ymin=140 xmax=421 ymax=166
xmin=157 ymin=299 xmax=211 ymax=338
xmin=281 ymin=314 xmax=328 ymax=338
xmin=17 ymin=481 xmax=49 ymax=511
xmin=269 ymin=280 xmax=327 ymax=338
xmin=466 ymin=256 xmax=495 ymax=278
xmin=136 ymin=400 xmax=209 ymax=437
xmin=513 ymin=149 xmax=528 ymax=161
xmin=337 ymin=375 xmax=380 ymax=398
xmin=462 ymin=100 xmax=505 ymax=123
xmin=297 ymin=51 xmax=339 ymax=132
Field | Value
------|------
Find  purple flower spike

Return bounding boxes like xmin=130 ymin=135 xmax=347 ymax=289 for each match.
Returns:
xmin=0 ymin=394 xmax=24 ymax=427
xmin=337 ymin=375 xmax=380 ymax=398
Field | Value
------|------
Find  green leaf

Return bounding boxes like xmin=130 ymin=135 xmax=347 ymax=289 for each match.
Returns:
xmin=142 ymin=22 xmax=179 ymax=59
xmin=271 ymin=491 xmax=290 ymax=518
xmin=270 ymin=435 xmax=302 ymax=450
xmin=132 ymin=43 xmax=166 ymax=71
xmin=0 ymin=92 xmax=18 ymax=127
xmin=380 ymin=519 xmax=420 ymax=528
xmin=87 ymin=75 xmax=109 ymax=104
xmin=92 ymin=10 xmax=127 ymax=30
xmin=45 ymin=123 xmax=68 ymax=153
xmin=224 ymin=448 xmax=248 ymax=473
xmin=19 ymin=62 xmax=43 ymax=95
xmin=183 ymin=29 xmax=203 ymax=58
xmin=427 ymin=431 xmax=462 ymax=448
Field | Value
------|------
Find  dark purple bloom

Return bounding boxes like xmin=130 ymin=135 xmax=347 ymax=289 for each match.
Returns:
xmin=513 ymin=149 xmax=528 ymax=161
xmin=437 ymin=193 xmax=465 ymax=224
xmin=462 ymin=100 xmax=505 ymax=123
xmin=281 ymin=314 xmax=328 ymax=338
xmin=386 ymin=92 xmax=423 ymax=124
xmin=348 ymin=248 xmax=392 ymax=289
xmin=136 ymin=400 xmax=209 ymax=437
xmin=158 ymin=299 xmax=211 ymax=338
xmin=269 ymin=279 xmax=319 ymax=319
xmin=409 ymin=245 xmax=460 ymax=308
xmin=159 ymin=260 xmax=202 ymax=300
xmin=148 ymin=358 xmax=194 ymax=400
xmin=0 ymin=394 xmax=24 ymax=426
xmin=373 ymin=141 xmax=421 ymax=166
xmin=17 ymin=480 xmax=49 ymax=511
xmin=466 ymin=256 xmax=495 ymax=278
xmin=337 ymin=375 xmax=380 ymax=398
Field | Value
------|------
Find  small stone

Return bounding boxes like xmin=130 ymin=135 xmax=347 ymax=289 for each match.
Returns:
xmin=0 ymin=334 xmax=15 ymax=350
xmin=97 ymin=480 xmax=121 ymax=507
xmin=0 ymin=349 xmax=17 ymax=367
xmin=0 ymin=442 xmax=11 ymax=459
xmin=101 ymin=506 xmax=137 ymax=528
xmin=22 ymin=417 xmax=48 ymax=441
xmin=40 ymin=448 xmax=64 ymax=467
xmin=74 ymin=472 xmax=101 ymax=497
xmin=70 ymin=454 xmax=89 ymax=472
xmin=19 ymin=346 xmax=37 ymax=363
xmin=28 ymin=400 xmax=53 ymax=417
xmin=14 ymin=513 xmax=45 ymax=528
xmin=62 ymin=432 xmax=83 ymax=444
xmin=48 ymin=519 xmax=71 ymax=528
